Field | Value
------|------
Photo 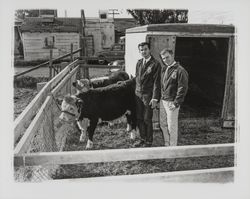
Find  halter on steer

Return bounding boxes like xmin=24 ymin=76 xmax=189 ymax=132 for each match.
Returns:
xmin=51 ymin=94 xmax=78 ymax=118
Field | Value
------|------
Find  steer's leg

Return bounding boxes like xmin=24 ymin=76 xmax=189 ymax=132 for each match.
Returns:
xmin=126 ymin=108 xmax=137 ymax=140
xmin=77 ymin=118 xmax=89 ymax=142
xmin=125 ymin=110 xmax=132 ymax=132
xmin=86 ymin=118 xmax=98 ymax=150
xmin=130 ymin=106 xmax=137 ymax=140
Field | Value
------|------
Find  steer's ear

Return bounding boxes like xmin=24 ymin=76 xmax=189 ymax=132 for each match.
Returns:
xmin=56 ymin=97 xmax=63 ymax=105
xmin=71 ymin=95 xmax=83 ymax=106
xmin=75 ymin=98 xmax=83 ymax=107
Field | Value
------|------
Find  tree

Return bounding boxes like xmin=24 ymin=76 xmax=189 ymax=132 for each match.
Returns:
xmin=127 ymin=9 xmax=188 ymax=25
xmin=15 ymin=9 xmax=57 ymax=20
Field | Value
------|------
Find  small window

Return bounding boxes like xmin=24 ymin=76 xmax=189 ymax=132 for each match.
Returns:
xmin=44 ymin=36 xmax=55 ymax=48
xmin=100 ymin=13 xmax=107 ymax=19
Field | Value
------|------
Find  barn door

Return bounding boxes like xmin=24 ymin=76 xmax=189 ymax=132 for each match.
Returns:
xmin=146 ymin=35 xmax=176 ymax=126
xmin=147 ymin=35 xmax=176 ymax=63
xmin=221 ymin=36 xmax=235 ymax=128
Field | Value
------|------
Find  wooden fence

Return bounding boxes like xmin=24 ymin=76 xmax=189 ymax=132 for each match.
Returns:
xmin=14 ymin=60 xmax=79 ymax=145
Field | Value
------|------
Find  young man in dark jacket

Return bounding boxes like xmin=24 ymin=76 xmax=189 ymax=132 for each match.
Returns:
xmin=160 ymin=48 xmax=189 ymax=146
xmin=134 ymin=42 xmax=161 ymax=147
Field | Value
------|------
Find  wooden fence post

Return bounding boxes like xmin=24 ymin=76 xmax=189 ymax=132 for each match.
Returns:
xmin=83 ymin=38 xmax=89 ymax=78
xmin=70 ymin=43 xmax=73 ymax=62
xmin=84 ymin=63 xmax=89 ymax=79
xmin=49 ymin=49 xmax=53 ymax=79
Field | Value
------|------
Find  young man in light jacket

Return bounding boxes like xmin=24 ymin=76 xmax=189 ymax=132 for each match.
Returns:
xmin=160 ymin=48 xmax=189 ymax=146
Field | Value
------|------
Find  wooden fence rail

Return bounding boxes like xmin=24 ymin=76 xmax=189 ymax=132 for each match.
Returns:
xmin=14 ymin=48 xmax=82 ymax=78
xmin=14 ymin=143 xmax=234 ymax=167
xmin=54 ymin=167 xmax=234 ymax=183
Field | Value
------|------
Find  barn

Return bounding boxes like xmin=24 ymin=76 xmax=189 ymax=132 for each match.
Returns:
xmin=20 ymin=17 xmax=82 ymax=61
xmin=19 ymin=15 xmax=115 ymax=60
xmin=125 ymin=24 xmax=235 ymax=127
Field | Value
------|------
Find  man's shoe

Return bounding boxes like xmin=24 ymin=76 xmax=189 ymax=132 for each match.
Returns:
xmin=145 ymin=142 xmax=152 ymax=147
xmin=133 ymin=140 xmax=145 ymax=147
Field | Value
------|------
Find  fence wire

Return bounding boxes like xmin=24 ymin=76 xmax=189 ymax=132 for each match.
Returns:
xmin=14 ymin=66 xmax=79 ymax=182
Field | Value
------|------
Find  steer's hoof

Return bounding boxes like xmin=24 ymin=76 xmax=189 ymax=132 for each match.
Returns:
xmin=85 ymin=140 xmax=93 ymax=150
xmin=126 ymin=124 xmax=132 ymax=132
xmin=108 ymin=122 xmax=114 ymax=128
xmin=130 ymin=131 xmax=136 ymax=140
xmin=79 ymin=133 xmax=86 ymax=143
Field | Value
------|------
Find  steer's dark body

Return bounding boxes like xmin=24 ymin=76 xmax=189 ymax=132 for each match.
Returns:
xmin=77 ymin=78 xmax=136 ymax=141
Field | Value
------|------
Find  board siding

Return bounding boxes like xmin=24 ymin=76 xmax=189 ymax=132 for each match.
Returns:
xmin=22 ymin=32 xmax=80 ymax=61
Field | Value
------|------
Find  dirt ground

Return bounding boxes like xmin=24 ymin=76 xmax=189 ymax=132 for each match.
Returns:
xmin=14 ymin=88 xmax=38 ymax=119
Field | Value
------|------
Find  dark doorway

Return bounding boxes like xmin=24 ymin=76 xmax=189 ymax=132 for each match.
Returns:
xmin=175 ymin=37 xmax=229 ymax=118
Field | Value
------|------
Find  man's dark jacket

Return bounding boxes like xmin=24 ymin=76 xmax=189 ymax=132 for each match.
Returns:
xmin=135 ymin=56 xmax=161 ymax=104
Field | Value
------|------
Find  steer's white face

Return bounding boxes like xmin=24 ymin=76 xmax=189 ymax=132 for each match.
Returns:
xmin=75 ymin=79 xmax=90 ymax=93
xmin=59 ymin=96 xmax=80 ymax=122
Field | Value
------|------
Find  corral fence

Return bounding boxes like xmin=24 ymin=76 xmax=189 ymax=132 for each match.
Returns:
xmin=14 ymin=43 xmax=82 ymax=80
xmin=14 ymin=54 xmax=235 ymax=182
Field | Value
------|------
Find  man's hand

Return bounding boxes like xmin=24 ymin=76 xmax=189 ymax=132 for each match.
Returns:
xmin=169 ymin=102 xmax=177 ymax=111
xmin=117 ymin=81 xmax=126 ymax=85
xmin=149 ymin=99 xmax=158 ymax=109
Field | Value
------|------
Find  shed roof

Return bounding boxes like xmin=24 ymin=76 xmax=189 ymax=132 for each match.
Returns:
xmin=126 ymin=23 xmax=235 ymax=34
xmin=20 ymin=17 xmax=81 ymax=33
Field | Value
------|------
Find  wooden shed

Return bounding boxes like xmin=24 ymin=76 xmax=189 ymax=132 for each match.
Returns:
xmin=85 ymin=17 xmax=115 ymax=56
xmin=20 ymin=17 xmax=82 ymax=61
xmin=125 ymin=24 xmax=235 ymax=127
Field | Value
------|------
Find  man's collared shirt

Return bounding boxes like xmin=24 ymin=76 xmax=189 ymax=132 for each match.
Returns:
xmin=143 ymin=56 xmax=152 ymax=65
xmin=163 ymin=61 xmax=176 ymax=83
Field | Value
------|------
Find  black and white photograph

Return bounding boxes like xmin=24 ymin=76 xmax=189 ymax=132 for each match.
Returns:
xmin=1 ymin=0 xmax=250 ymax=198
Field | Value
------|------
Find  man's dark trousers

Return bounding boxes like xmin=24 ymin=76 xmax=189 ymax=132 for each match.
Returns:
xmin=135 ymin=93 xmax=153 ymax=144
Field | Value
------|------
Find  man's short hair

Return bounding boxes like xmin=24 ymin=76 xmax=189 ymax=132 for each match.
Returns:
xmin=160 ymin=48 xmax=174 ymax=56
xmin=138 ymin=42 xmax=150 ymax=49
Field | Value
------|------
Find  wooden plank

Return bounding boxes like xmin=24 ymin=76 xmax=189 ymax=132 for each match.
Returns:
xmin=50 ymin=59 xmax=78 ymax=89
xmin=14 ymin=60 xmax=78 ymax=144
xmin=223 ymin=120 xmax=235 ymax=128
xmin=14 ymin=143 xmax=234 ymax=167
xmin=221 ymin=36 xmax=235 ymax=124
xmin=51 ymin=65 xmax=79 ymax=97
xmin=77 ymin=63 xmax=121 ymax=69
xmin=54 ymin=167 xmax=234 ymax=183
xmin=14 ymin=96 xmax=52 ymax=155
xmin=14 ymin=83 xmax=51 ymax=144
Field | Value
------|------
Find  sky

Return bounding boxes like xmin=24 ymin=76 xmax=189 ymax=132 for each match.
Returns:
xmin=58 ymin=8 xmax=234 ymax=24
xmin=57 ymin=8 xmax=132 ymax=18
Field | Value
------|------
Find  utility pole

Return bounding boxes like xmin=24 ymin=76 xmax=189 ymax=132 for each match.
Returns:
xmin=108 ymin=9 xmax=119 ymax=19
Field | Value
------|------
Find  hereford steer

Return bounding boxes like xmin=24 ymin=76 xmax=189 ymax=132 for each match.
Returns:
xmin=72 ymin=71 xmax=132 ymax=141
xmin=59 ymin=78 xmax=136 ymax=149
